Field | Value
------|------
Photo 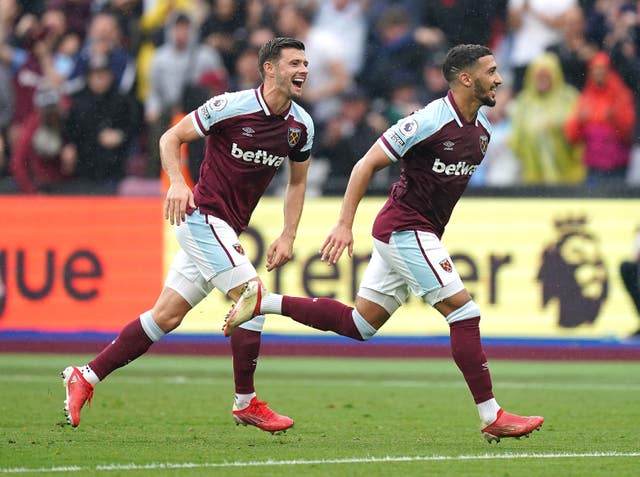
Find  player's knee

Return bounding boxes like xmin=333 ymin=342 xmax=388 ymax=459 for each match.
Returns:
xmin=445 ymin=300 xmax=481 ymax=325
xmin=352 ymin=309 xmax=378 ymax=341
xmin=151 ymin=307 xmax=186 ymax=332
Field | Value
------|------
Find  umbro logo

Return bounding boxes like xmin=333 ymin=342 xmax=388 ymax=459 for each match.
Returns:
xmin=242 ymin=127 xmax=255 ymax=137
xmin=443 ymin=140 xmax=455 ymax=151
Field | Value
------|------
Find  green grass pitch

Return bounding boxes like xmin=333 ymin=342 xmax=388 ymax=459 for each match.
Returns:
xmin=1 ymin=353 xmax=639 ymax=476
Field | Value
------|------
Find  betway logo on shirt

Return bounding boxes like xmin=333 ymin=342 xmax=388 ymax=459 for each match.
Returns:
xmin=231 ymin=143 xmax=287 ymax=167
xmin=432 ymin=158 xmax=478 ymax=176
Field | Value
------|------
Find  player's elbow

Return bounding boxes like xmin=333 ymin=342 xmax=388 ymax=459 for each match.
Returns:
xmin=159 ymin=128 xmax=179 ymax=153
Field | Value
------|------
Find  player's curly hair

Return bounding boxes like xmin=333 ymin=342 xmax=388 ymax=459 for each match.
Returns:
xmin=442 ymin=44 xmax=493 ymax=83
xmin=258 ymin=37 xmax=306 ymax=80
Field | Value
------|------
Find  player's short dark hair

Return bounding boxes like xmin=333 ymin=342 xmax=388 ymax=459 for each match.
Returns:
xmin=442 ymin=44 xmax=493 ymax=83
xmin=257 ymin=37 xmax=306 ymax=80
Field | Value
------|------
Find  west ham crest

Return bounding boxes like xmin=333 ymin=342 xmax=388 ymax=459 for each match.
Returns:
xmin=288 ymin=127 xmax=301 ymax=147
xmin=233 ymin=243 xmax=245 ymax=255
xmin=479 ymin=135 xmax=489 ymax=155
xmin=439 ymin=258 xmax=453 ymax=273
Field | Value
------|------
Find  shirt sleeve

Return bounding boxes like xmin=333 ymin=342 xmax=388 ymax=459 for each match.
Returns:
xmin=190 ymin=93 xmax=231 ymax=137
xmin=290 ymin=110 xmax=314 ymax=162
xmin=377 ymin=114 xmax=422 ymax=162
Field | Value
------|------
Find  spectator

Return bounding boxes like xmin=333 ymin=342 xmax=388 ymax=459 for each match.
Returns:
xmin=145 ymin=11 xmax=225 ymax=176
xmin=382 ymin=71 xmax=422 ymax=125
xmin=199 ymin=0 xmax=246 ymax=73
xmin=45 ymin=0 xmax=91 ymax=39
xmin=417 ymin=0 xmax=507 ymax=48
xmin=106 ymin=0 xmax=144 ymax=55
xmin=67 ymin=11 xmax=136 ymax=96
xmin=61 ymin=55 xmax=137 ymax=193
xmin=10 ymin=20 xmax=65 ymax=145
xmin=606 ymin=3 xmax=640 ymax=139
xmin=584 ymin=0 xmax=612 ymax=47
xmin=276 ymin=2 xmax=351 ymax=126
xmin=565 ymin=51 xmax=636 ymax=186
xmin=135 ymin=0 xmax=194 ymax=104
xmin=547 ymin=5 xmax=597 ymax=90
xmin=9 ymin=87 xmax=72 ymax=193
xmin=418 ymin=52 xmax=449 ymax=105
xmin=509 ymin=52 xmax=584 ymax=185
xmin=359 ymin=4 xmax=429 ymax=100
xmin=507 ymin=0 xmax=578 ymax=92
xmin=228 ymin=45 xmax=261 ymax=91
xmin=313 ymin=0 xmax=367 ymax=76
xmin=317 ymin=86 xmax=382 ymax=189
xmin=620 ymin=226 xmax=640 ymax=338
xmin=0 ymin=45 xmax=13 ymax=183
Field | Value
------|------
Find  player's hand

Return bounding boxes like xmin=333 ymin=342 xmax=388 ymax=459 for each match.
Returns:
xmin=320 ymin=224 xmax=353 ymax=265
xmin=266 ymin=234 xmax=294 ymax=271
xmin=164 ymin=181 xmax=195 ymax=225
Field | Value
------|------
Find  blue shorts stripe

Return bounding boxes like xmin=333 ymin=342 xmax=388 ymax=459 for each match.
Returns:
xmin=185 ymin=211 xmax=235 ymax=273
xmin=391 ymin=231 xmax=442 ymax=294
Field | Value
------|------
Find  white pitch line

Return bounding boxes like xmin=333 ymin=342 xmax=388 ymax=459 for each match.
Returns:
xmin=1 ymin=452 xmax=639 ymax=474
xmin=2 ymin=374 xmax=640 ymax=392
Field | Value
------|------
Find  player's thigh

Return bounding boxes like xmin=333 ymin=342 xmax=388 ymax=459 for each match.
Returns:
xmin=385 ymin=231 xmax=465 ymax=306
xmin=150 ymin=286 xmax=193 ymax=332
xmin=358 ymin=244 xmax=408 ymax=323
xmin=174 ymin=210 xmax=258 ymax=295
xmin=174 ymin=210 xmax=252 ymax=282
xmin=354 ymin=294 xmax=392 ymax=330
xmin=165 ymin=248 xmax=215 ymax=308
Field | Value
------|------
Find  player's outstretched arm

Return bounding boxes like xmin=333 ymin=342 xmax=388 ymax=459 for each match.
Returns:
xmin=159 ymin=115 xmax=199 ymax=225
xmin=321 ymin=143 xmax=393 ymax=265
xmin=266 ymin=158 xmax=311 ymax=271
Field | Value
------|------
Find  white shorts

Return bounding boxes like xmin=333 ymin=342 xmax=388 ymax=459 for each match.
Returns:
xmin=358 ymin=230 xmax=464 ymax=314
xmin=164 ymin=209 xmax=258 ymax=306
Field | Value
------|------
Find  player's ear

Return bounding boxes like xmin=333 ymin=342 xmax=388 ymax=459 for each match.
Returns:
xmin=458 ymin=71 xmax=473 ymax=88
xmin=263 ymin=60 xmax=275 ymax=77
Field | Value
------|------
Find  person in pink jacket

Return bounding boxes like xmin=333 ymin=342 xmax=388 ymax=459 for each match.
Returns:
xmin=565 ymin=51 xmax=636 ymax=185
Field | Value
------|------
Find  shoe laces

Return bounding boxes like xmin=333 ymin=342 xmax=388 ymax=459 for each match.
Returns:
xmin=248 ymin=399 xmax=275 ymax=419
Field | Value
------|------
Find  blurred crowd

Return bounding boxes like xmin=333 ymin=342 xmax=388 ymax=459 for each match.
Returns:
xmin=0 ymin=0 xmax=639 ymax=196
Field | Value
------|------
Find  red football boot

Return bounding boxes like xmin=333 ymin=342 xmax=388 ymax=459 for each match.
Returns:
xmin=61 ymin=366 xmax=94 ymax=427
xmin=232 ymin=397 xmax=294 ymax=434
xmin=481 ymin=408 xmax=544 ymax=443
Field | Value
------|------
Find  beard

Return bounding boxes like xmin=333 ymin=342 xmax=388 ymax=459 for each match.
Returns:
xmin=274 ymin=71 xmax=302 ymax=100
xmin=473 ymin=79 xmax=496 ymax=107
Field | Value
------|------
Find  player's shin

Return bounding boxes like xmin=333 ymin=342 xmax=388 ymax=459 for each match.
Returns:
xmin=88 ymin=311 xmax=163 ymax=380
xmin=447 ymin=304 xmax=494 ymax=405
xmin=280 ymin=296 xmax=368 ymax=340
xmin=231 ymin=325 xmax=262 ymax=395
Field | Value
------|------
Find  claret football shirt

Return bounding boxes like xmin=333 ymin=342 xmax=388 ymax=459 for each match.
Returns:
xmin=189 ymin=85 xmax=314 ymax=234
xmin=374 ymin=90 xmax=492 ymax=241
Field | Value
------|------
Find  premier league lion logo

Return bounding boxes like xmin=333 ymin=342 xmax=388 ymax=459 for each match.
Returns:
xmin=537 ymin=216 xmax=608 ymax=328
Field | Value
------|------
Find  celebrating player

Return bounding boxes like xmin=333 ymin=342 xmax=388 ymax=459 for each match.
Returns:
xmin=61 ymin=37 xmax=314 ymax=433
xmin=223 ymin=44 xmax=544 ymax=443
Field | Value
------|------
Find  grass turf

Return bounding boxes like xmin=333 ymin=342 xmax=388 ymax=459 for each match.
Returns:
xmin=0 ymin=353 xmax=638 ymax=476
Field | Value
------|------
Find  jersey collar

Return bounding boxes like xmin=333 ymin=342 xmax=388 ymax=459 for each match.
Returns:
xmin=255 ymin=85 xmax=291 ymax=119
xmin=444 ymin=90 xmax=478 ymax=127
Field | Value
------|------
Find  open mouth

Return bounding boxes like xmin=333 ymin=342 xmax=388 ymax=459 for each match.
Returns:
xmin=292 ymin=78 xmax=305 ymax=89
